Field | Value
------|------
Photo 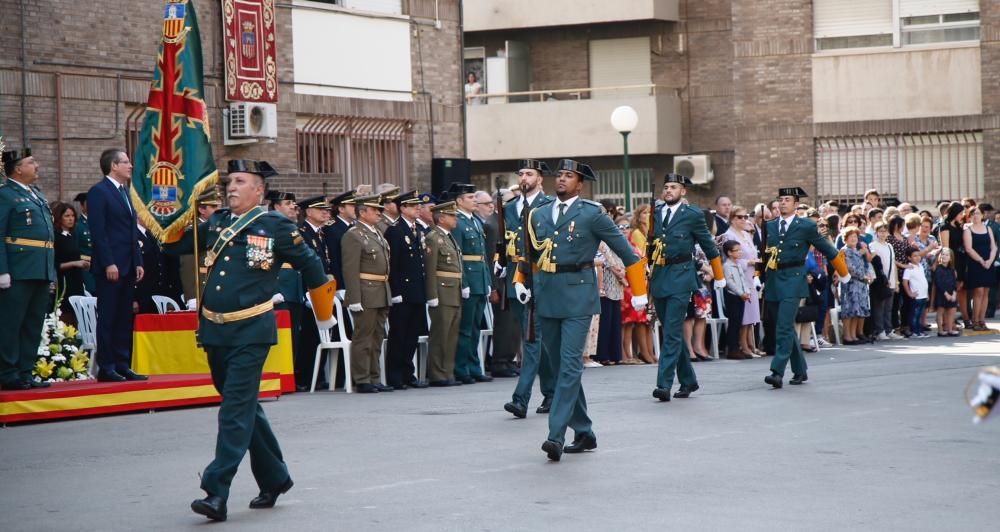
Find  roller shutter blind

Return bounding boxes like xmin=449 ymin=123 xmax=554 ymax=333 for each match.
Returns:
xmin=899 ymin=0 xmax=979 ymax=18
xmin=814 ymin=0 xmax=893 ymax=39
xmin=589 ymin=37 xmax=651 ymax=99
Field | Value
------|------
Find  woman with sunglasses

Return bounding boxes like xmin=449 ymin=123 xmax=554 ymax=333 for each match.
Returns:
xmin=718 ymin=205 xmax=763 ymax=357
xmin=964 ymin=207 xmax=998 ymax=330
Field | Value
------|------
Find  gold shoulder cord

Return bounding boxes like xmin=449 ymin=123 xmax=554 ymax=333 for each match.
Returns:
xmin=504 ymin=230 xmax=518 ymax=260
xmin=651 ymin=238 xmax=665 ymax=266
xmin=526 ymin=208 xmax=556 ymax=273
xmin=765 ymin=246 xmax=780 ymax=271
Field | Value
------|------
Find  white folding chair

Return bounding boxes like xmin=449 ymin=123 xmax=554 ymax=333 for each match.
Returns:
xmin=477 ymin=303 xmax=494 ymax=375
xmin=68 ymin=295 xmax=98 ymax=375
xmin=307 ymin=295 xmax=353 ymax=393
xmin=705 ymin=287 xmax=729 ymax=359
xmin=379 ymin=320 xmax=389 ymax=386
xmin=413 ymin=305 xmax=431 ymax=381
xmin=828 ymin=302 xmax=842 ymax=345
xmin=151 ymin=295 xmax=180 ymax=314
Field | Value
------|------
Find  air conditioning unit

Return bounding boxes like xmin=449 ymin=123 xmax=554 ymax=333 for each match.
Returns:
xmin=227 ymin=102 xmax=277 ymax=139
xmin=674 ymin=155 xmax=713 ymax=185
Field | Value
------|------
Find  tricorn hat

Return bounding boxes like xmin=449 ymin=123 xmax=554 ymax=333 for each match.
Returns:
xmin=663 ymin=173 xmax=692 ymax=187
xmin=266 ymin=190 xmax=296 ymax=203
xmin=73 ymin=192 xmax=88 ymax=203
xmin=517 ymin=159 xmax=551 ymax=175
xmin=227 ymin=159 xmax=278 ymax=178
xmin=556 ymin=159 xmax=597 ymax=181
xmin=777 ymin=187 xmax=808 ymax=199
xmin=446 ymin=183 xmax=476 ymax=196
xmin=2 ymin=147 xmax=32 ymax=177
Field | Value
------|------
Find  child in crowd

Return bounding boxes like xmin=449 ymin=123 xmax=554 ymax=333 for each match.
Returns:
xmin=902 ymin=248 xmax=930 ymax=338
xmin=933 ymin=248 xmax=961 ymax=337
xmin=722 ymin=240 xmax=750 ymax=360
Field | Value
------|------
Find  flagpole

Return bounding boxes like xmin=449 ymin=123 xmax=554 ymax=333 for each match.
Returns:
xmin=193 ymin=196 xmax=201 ymax=308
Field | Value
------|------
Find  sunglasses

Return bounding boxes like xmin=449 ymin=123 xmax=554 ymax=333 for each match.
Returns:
xmin=732 ymin=214 xmax=749 ymax=219
xmin=617 ymin=224 xmax=630 ymax=230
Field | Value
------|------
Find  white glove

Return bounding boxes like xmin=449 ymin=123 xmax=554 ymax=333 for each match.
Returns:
xmin=631 ymin=294 xmax=648 ymax=311
xmin=427 ymin=298 xmax=440 ymax=308
xmin=186 ymin=298 xmax=197 ymax=310
xmin=753 ymin=276 xmax=762 ymax=290
xmin=336 ymin=289 xmax=346 ymax=300
xmin=493 ymin=261 xmax=507 ymax=278
xmin=514 ymin=282 xmax=531 ymax=304
xmin=271 ymin=293 xmax=285 ymax=305
xmin=839 ymin=273 xmax=852 ymax=284
xmin=461 ymin=287 xmax=470 ymax=299
xmin=348 ymin=303 xmax=364 ymax=313
xmin=713 ymin=279 xmax=727 ymax=290
xmin=0 ymin=273 xmax=10 ymax=290
xmin=317 ymin=316 xmax=338 ymax=329
xmin=391 ymin=295 xmax=403 ymax=304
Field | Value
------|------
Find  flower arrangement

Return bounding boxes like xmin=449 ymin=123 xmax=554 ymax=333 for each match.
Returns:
xmin=33 ymin=291 xmax=91 ymax=383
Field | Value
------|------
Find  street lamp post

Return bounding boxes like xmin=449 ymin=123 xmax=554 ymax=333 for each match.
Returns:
xmin=611 ymin=105 xmax=639 ymax=212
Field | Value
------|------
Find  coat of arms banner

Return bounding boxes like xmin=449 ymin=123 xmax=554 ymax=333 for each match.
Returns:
xmin=222 ymin=0 xmax=278 ymax=103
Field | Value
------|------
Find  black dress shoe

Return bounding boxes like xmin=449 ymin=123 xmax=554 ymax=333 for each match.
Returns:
xmin=428 ymin=379 xmax=455 ymax=387
xmin=652 ymin=388 xmax=672 ymax=402
xmin=491 ymin=369 xmax=518 ymax=378
xmin=541 ymin=440 xmax=562 ymax=461
xmin=504 ymin=401 xmax=527 ymax=419
xmin=392 ymin=383 xmax=408 ymax=390
xmin=536 ymin=396 xmax=552 ymax=414
xmin=374 ymin=383 xmax=394 ymax=392
xmin=474 ymin=374 xmax=493 ymax=382
xmin=563 ymin=432 xmax=597 ymax=453
xmin=249 ymin=477 xmax=293 ymax=509
xmin=29 ymin=380 xmax=51 ymax=389
xmin=673 ymin=384 xmax=700 ymax=399
xmin=191 ymin=495 xmax=227 ymax=521
xmin=119 ymin=368 xmax=148 ymax=381
xmin=408 ymin=380 xmax=429 ymax=389
xmin=356 ymin=383 xmax=379 ymax=393
xmin=1 ymin=381 xmax=31 ymax=391
xmin=789 ymin=374 xmax=808 ymax=385
xmin=97 ymin=370 xmax=126 ymax=382
xmin=764 ymin=373 xmax=783 ymax=389
xmin=458 ymin=376 xmax=475 ymax=385
xmin=296 ymin=385 xmax=309 ymax=392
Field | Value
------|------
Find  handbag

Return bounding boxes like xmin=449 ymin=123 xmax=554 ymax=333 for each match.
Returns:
xmin=795 ymin=304 xmax=819 ymax=323
xmin=869 ymin=255 xmax=892 ymax=299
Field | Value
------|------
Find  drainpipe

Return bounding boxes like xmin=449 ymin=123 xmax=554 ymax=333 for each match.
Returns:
xmin=55 ymin=73 xmax=64 ymax=199
xmin=20 ymin=0 xmax=29 ymax=148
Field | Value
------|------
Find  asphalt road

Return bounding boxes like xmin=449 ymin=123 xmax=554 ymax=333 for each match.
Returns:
xmin=3 ymin=331 xmax=1000 ymax=531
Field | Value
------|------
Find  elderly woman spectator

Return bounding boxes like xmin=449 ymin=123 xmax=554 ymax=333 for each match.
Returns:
xmin=840 ymin=227 xmax=873 ymax=344
xmin=594 ymin=224 xmax=626 ymax=365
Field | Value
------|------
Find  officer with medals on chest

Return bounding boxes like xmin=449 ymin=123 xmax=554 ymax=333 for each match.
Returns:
xmin=451 ymin=182 xmax=494 ymax=384
xmin=0 ymin=147 xmax=56 ymax=390
xmin=267 ymin=190 xmax=305 ymax=373
xmin=424 ymin=199 xmax=464 ymax=386
xmin=512 ymin=159 xmax=648 ymax=461
xmin=342 ymin=194 xmax=394 ymax=393
xmin=326 ymin=189 xmax=357 ymax=300
xmin=295 ymin=195 xmax=333 ymax=390
xmin=164 ymin=160 xmax=337 ymax=522
xmin=648 ymin=173 xmax=725 ymax=402
xmin=762 ymin=187 xmax=849 ymax=389
xmin=502 ymin=159 xmax=557 ymax=419
xmin=384 ymin=190 xmax=432 ymax=389
xmin=73 ymin=192 xmax=96 ymax=295
xmin=298 ymin=196 xmax=332 ymax=274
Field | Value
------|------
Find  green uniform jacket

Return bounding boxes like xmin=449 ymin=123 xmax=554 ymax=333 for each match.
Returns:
xmin=164 ymin=209 xmax=327 ymax=346
xmin=455 ymin=211 xmax=490 ymax=295
xmin=649 ymin=203 xmax=720 ymax=298
xmin=341 ymin=222 xmax=391 ymax=309
xmin=762 ymin=216 xmax=840 ymax=302
xmin=503 ymin=193 xmax=553 ymax=298
xmin=530 ymin=198 xmax=640 ymax=318
xmin=277 ymin=264 xmax=304 ymax=304
xmin=424 ymin=226 xmax=462 ymax=307
xmin=75 ymin=214 xmax=92 ymax=260
xmin=0 ymin=181 xmax=56 ymax=281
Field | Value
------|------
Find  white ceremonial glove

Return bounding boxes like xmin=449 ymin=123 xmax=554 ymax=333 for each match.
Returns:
xmin=839 ymin=273 xmax=852 ymax=285
xmin=348 ymin=303 xmax=364 ymax=313
xmin=514 ymin=282 xmax=531 ymax=304
xmin=714 ymin=279 xmax=727 ymax=290
xmin=753 ymin=277 xmax=762 ymax=290
xmin=336 ymin=289 xmax=346 ymax=300
xmin=317 ymin=316 xmax=338 ymax=330
xmin=0 ymin=274 xmax=10 ymax=290
xmin=271 ymin=293 xmax=285 ymax=305
xmin=427 ymin=298 xmax=440 ymax=308
xmin=391 ymin=295 xmax=403 ymax=304
xmin=461 ymin=287 xmax=470 ymax=299
xmin=494 ymin=261 xmax=507 ymax=278
xmin=631 ymin=294 xmax=648 ymax=312
xmin=186 ymin=298 xmax=197 ymax=310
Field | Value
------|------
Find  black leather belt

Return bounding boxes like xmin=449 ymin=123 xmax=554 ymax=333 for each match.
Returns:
xmin=777 ymin=260 xmax=805 ymax=270
xmin=663 ymin=255 xmax=692 ymax=266
xmin=554 ymin=261 xmax=594 ymax=273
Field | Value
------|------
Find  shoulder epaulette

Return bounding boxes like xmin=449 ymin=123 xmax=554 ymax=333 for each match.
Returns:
xmin=581 ymin=199 xmax=602 ymax=208
xmin=684 ymin=204 xmax=703 ymax=215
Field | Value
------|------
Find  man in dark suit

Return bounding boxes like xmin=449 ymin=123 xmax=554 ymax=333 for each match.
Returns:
xmin=295 ymin=196 xmax=331 ymax=391
xmin=714 ymin=195 xmax=732 ymax=236
xmin=133 ymin=217 xmax=163 ymax=314
xmin=88 ymin=148 xmax=146 ymax=382
xmin=325 ymin=190 xmax=356 ymax=299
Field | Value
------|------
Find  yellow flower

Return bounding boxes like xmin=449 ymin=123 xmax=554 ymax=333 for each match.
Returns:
xmin=34 ymin=359 xmax=56 ymax=379
xmin=64 ymin=325 xmax=78 ymax=338
xmin=70 ymin=353 xmax=89 ymax=373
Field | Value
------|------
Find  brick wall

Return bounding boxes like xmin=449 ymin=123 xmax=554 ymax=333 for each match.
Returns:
xmin=981 ymin=1 xmax=1000 ymax=205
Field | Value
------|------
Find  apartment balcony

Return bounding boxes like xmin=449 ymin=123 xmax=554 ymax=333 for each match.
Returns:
xmin=463 ymin=0 xmax=679 ymax=32
xmin=466 ymin=85 xmax=682 ymax=162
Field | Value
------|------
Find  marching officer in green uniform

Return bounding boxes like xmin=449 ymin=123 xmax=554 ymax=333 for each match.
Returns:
xmin=0 ymin=147 xmax=56 ymax=390
xmin=513 ymin=159 xmax=648 ymax=461
xmin=73 ymin=192 xmax=96 ymax=295
xmin=424 ymin=200 xmax=463 ymax=386
xmin=648 ymin=173 xmax=725 ymax=402
xmin=165 ymin=160 xmax=337 ymax=522
xmin=452 ymin=182 xmax=493 ymax=384
xmin=267 ymin=190 xmax=305 ymax=369
xmin=762 ymin=187 xmax=849 ymax=388
xmin=502 ymin=159 xmax=556 ymax=418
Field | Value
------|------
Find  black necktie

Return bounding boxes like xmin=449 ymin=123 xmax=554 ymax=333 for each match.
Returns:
xmin=557 ymin=203 xmax=567 ymax=223
xmin=520 ymin=197 xmax=528 ymax=217
xmin=119 ymin=185 xmax=132 ymax=213
xmin=779 ymin=219 xmax=787 ymax=237
xmin=665 ymin=207 xmax=673 ymax=227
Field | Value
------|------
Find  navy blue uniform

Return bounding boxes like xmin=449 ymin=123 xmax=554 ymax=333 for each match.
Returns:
xmin=384 ymin=218 xmax=428 ymax=387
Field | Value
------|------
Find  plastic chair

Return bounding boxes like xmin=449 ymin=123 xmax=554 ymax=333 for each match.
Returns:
xmin=151 ymin=295 xmax=180 ymax=314
xmin=477 ymin=303 xmax=494 ymax=375
xmin=68 ymin=295 xmax=98 ymax=375
xmin=307 ymin=294 xmax=353 ymax=393
xmin=413 ymin=305 xmax=431 ymax=381
xmin=705 ymin=287 xmax=729 ymax=359
xmin=828 ymin=302 xmax=842 ymax=345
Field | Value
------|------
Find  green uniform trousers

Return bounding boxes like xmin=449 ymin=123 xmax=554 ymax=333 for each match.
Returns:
xmin=0 ymin=280 xmax=50 ymax=385
xmin=428 ymin=304 xmax=460 ymax=382
xmin=201 ymin=343 xmax=288 ymax=501
xmin=653 ymin=293 xmax=698 ymax=390
xmin=455 ymin=295 xmax=486 ymax=379
xmin=510 ymin=299 xmax=555 ymax=408
xmin=767 ymin=299 xmax=807 ymax=378
xmin=350 ymin=307 xmax=389 ymax=385
xmin=540 ymin=316 xmax=593 ymax=446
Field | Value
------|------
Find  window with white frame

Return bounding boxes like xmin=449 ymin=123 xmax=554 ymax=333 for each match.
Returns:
xmin=814 ymin=0 xmax=980 ymax=51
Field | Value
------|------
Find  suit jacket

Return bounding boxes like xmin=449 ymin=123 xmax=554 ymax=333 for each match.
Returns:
xmin=714 ymin=214 xmax=730 ymax=236
xmin=342 ymin=222 xmax=391 ymax=308
xmin=424 ymin=226 xmax=462 ymax=307
xmin=300 ymin=222 xmax=331 ymax=274
xmin=324 ymin=217 xmax=351 ymax=288
xmin=87 ymin=177 xmax=141 ymax=276
xmin=0 ymin=180 xmax=56 ymax=281
xmin=762 ymin=216 xmax=840 ymax=302
xmin=650 ymin=203 xmax=720 ymax=298
xmin=503 ymin=193 xmax=553 ymax=298
xmin=529 ymin=198 xmax=639 ymax=319
xmin=456 ymin=210 xmax=490 ymax=295
xmin=385 ymin=218 xmax=426 ymax=303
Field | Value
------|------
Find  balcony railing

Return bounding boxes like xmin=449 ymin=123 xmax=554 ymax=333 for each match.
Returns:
xmin=463 ymin=0 xmax=680 ymax=32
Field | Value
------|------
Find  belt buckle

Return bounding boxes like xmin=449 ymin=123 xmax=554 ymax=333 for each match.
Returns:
xmin=205 ymin=310 xmax=225 ymax=324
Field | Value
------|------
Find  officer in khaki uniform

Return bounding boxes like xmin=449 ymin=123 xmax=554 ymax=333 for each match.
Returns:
xmin=424 ymin=200 xmax=463 ymax=386
xmin=375 ymin=184 xmax=400 ymax=234
xmin=0 ymin=147 xmax=56 ymax=390
xmin=164 ymin=160 xmax=336 ymax=522
xmin=342 ymin=194 xmax=393 ymax=393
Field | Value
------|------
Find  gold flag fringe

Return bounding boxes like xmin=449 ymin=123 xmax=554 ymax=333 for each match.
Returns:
xmin=130 ymin=170 xmax=220 ymax=243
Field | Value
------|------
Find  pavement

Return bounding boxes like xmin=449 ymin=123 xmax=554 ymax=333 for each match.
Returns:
xmin=3 ymin=327 xmax=1000 ymax=531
